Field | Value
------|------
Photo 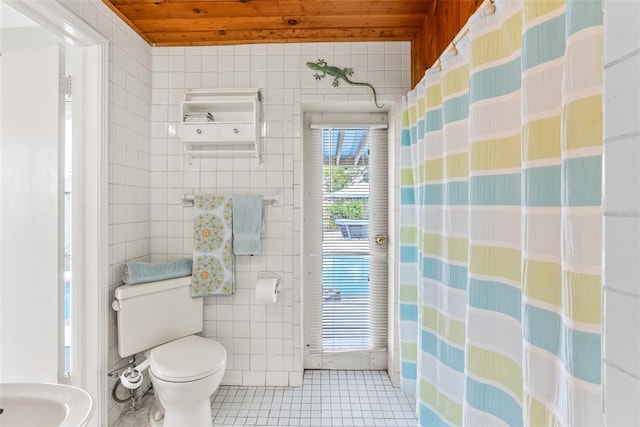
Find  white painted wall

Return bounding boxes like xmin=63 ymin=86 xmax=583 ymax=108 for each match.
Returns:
xmin=0 ymin=33 xmax=63 ymax=382
xmin=602 ymin=1 xmax=640 ymax=425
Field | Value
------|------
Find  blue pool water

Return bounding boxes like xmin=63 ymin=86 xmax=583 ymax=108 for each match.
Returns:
xmin=322 ymin=255 xmax=369 ymax=296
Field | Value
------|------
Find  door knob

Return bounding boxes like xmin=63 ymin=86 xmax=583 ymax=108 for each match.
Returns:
xmin=375 ymin=234 xmax=387 ymax=245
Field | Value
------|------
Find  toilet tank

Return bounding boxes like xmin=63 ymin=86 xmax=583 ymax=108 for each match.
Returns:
xmin=113 ymin=275 xmax=203 ymax=358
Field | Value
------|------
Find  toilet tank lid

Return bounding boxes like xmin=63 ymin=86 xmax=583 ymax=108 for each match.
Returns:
xmin=115 ymin=276 xmax=192 ymax=301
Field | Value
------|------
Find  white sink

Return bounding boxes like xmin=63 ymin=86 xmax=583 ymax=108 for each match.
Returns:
xmin=0 ymin=383 xmax=92 ymax=427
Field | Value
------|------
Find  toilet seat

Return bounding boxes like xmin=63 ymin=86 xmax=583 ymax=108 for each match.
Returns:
xmin=150 ymin=335 xmax=226 ymax=382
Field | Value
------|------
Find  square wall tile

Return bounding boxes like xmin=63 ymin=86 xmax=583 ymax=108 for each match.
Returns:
xmin=265 ymin=371 xmax=289 ymax=386
xmin=243 ymin=371 xmax=266 ymax=386
xmin=604 ymin=216 xmax=640 ymax=296
xmin=222 ymin=370 xmax=243 ymax=385
xmin=603 ymin=135 xmax=640 ymax=213
xmin=604 ymin=53 xmax=640 ymax=138
xmin=604 ymin=363 xmax=640 ymax=426
xmin=604 ymin=0 xmax=640 ymax=65
xmin=604 ymin=288 xmax=640 ymax=377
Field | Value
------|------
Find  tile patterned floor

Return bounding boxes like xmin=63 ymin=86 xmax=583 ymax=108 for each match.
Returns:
xmin=115 ymin=370 xmax=417 ymax=427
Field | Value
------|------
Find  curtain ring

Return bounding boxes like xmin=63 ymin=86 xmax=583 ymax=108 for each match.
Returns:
xmin=450 ymin=42 xmax=458 ymax=57
xmin=486 ymin=0 xmax=496 ymax=15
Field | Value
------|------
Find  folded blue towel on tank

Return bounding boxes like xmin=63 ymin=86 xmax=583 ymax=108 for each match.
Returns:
xmin=123 ymin=258 xmax=193 ymax=285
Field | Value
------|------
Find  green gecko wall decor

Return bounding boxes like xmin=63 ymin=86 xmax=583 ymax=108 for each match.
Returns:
xmin=306 ymin=59 xmax=384 ymax=109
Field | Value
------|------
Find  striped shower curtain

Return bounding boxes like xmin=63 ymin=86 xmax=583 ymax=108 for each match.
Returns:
xmin=399 ymin=1 xmax=603 ymax=425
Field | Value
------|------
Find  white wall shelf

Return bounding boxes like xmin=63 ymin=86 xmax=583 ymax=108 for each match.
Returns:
xmin=181 ymin=88 xmax=262 ymax=162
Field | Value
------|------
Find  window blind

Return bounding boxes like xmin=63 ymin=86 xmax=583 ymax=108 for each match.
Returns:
xmin=303 ymin=125 xmax=388 ymax=355
xmin=303 ymin=127 xmax=324 ymax=354
xmin=368 ymin=129 xmax=388 ymax=350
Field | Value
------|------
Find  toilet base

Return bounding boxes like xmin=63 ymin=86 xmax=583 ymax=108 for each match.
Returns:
xmin=147 ymin=399 xmax=164 ymax=427
xmin=148 ymin=395 xmax=212 ymax=427
xmin=148 ymin=367 xmax=223 ymax=427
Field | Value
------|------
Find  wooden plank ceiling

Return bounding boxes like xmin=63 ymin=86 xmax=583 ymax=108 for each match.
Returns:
xmin=102 ymin=0 xmax=482 ymax=87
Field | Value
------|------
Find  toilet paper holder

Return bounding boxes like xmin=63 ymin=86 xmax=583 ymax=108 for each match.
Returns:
xmin=256 ymin=272 xmax=282 ymax=298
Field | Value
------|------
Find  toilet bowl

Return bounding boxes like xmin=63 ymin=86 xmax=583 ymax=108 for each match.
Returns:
xmin=147 ymin=335 xmax=226 ymax=427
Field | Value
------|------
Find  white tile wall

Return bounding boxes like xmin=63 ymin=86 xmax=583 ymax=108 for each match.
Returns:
xmin=150 ymin=41 xmax=411 ymax=388
xmin=603 ymin=0 xmax=640 ymax=425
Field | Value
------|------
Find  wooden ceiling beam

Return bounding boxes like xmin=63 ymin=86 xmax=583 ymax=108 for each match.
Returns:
xmin=146 ymin=27 xmax=419 ymax=46
xmin=110 ymin=1 xmax=431 ymax=20
xmin=134 ymin=15 xmax=425 ymax=33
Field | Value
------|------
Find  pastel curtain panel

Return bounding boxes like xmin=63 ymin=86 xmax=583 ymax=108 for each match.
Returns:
xmin=400 ymin=43 xmax=471 ymax=425
xmin=428 ymin=49 xmax=471 ymax=426
xmin=520 ymin=0 xmax=603 ymax=425
xmin=399 ymin=1 xmax=603 ymax=425
xmin=466 ymin=2 xmax=524 ymax=425
xmin=399 ymin=84 xmax=420 ymax=395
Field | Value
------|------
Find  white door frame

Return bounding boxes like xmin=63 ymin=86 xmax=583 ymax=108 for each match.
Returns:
xmin=300 ymin=106 xmax=394 ymax=371
xmin=6 ymin=1 xmax=109 ymax=425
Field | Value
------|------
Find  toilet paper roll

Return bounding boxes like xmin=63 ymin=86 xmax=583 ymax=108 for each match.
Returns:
xmin=255 ymin=277 xmax=279 ymax=304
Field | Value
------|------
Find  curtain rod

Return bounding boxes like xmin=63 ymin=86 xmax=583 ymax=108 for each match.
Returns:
xmin=182 ymin=193 xmax=281 ymax=207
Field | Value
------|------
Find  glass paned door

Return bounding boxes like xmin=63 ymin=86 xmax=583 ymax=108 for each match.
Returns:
xmin=321 ymin=128 xmax=371 ymax=350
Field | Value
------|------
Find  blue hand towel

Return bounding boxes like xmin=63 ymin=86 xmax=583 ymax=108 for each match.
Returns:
xmin=123 ymin=258 xmax=193 ymax=285
xmin=232 ymin=195 xmax=263 ymax=255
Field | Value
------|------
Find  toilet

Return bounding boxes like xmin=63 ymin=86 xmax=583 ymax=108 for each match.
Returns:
xmin=113 ymin=275 xmax=226 ymax=427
